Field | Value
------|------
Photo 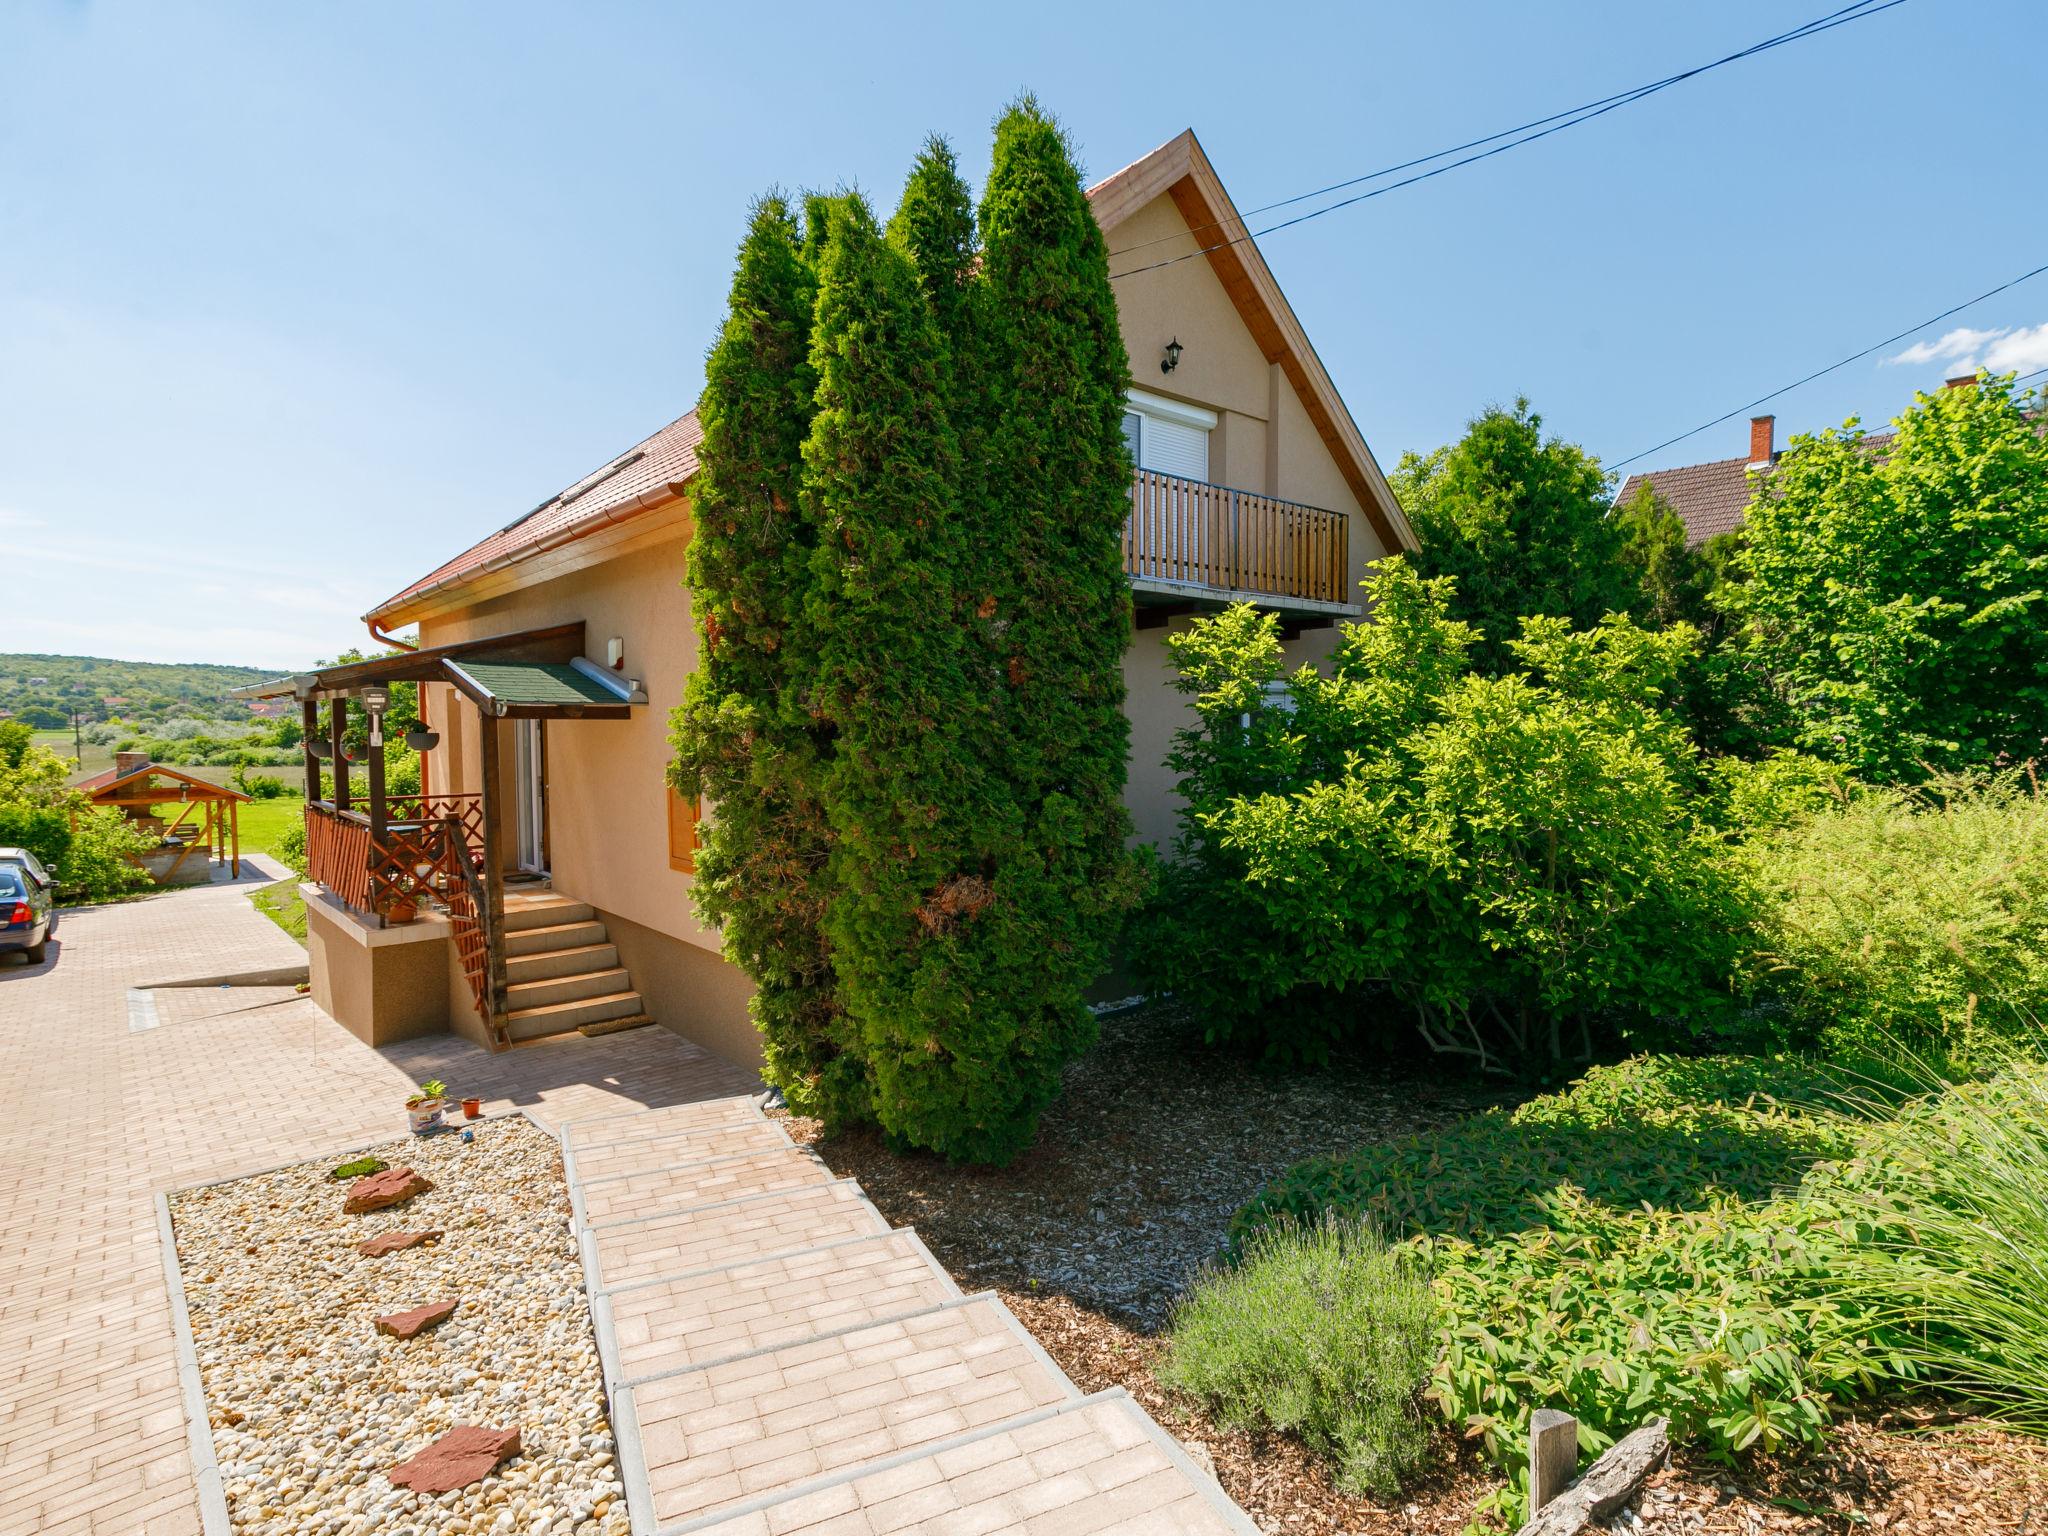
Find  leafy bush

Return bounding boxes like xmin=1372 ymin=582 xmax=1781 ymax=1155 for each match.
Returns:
xmin=1742 ymin=771 xmax=2048 ymax=1062
xmin=1731 ymin=374 xmax=2048 ymax=781
xmin=1824 ymin=1064 xmax=2048 ymax=1432
xmin=1215 ymin=1056 xmax=1915 ymax=1527
xmin=1162 ymin=1217 xmax=1438 ymax=1496
xmin=1135 ymin=561 xmax=1748 ymax=1070
xmin=274 ymin=819 xmax=307 ymax=874
xmin=0 ymin=723 xmax=150 ymax=900
xmin=1234 ymin=1055 xmax=1855 ymax=1245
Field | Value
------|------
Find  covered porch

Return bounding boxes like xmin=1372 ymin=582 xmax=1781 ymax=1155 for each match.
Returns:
xmin=237 ymin=621 xmax=646 ymax=1048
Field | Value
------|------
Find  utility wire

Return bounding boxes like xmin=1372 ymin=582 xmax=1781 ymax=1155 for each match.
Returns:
xmin=1107 ymin=0 xmax=1908 ymax=281
xmin=1608 ymin=261 xmax=2048 ymax=471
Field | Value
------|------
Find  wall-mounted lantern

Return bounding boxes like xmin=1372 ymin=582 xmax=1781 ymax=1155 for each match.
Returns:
xmin=360 ymin=686 xmax=390 ymax=750
xmin=1160 ymin=337 xmax=1183 ymax=374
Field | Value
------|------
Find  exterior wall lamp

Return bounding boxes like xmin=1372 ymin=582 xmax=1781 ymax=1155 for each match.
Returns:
xmin=1160 ymin=337 xmax=1183 ymax=374
xmin=360 ymin=686 xmax=390 ymax=750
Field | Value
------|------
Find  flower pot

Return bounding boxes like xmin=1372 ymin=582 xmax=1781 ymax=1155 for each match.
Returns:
xmin=461 ymin=1097 xmax=482 ymax=1119
xmin=406 ymin=1098 xmax=446 ymax=1136
xmin=384 ymin=897 xmax=418 ymax=924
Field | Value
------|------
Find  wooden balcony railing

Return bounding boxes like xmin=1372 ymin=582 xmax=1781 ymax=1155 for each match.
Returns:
xmin=1124 ymin=469 xmax=1350 ymax=607
xmin=304 ymin=801 xmax=498 ymax=1031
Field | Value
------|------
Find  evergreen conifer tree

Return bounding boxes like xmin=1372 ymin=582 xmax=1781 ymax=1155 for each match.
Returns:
xmin=932 ymin=98 xmax=1142 ymax=1160
xmin=800 ymin=195 xmax=1007 ymax=1157
xmin=669 ymin=197 xmax=867 ymax=1124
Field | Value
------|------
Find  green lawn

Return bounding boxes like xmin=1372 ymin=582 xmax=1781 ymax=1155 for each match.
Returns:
xmin=234 ymin=794 xmax=306 ymax=862
xmin=251 ymin=878 xmax=307 ymax=943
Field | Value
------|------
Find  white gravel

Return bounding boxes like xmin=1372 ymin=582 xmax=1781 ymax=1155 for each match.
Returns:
xmin=169 ymin=1115 xmax=628 ymax=1536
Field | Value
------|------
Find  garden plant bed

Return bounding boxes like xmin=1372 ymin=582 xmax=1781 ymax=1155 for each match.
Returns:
xmin=167 ymin=1115 xmax=625 ymax=1536
xmin=781 ymin=1006 xmax=2048 ymax=1534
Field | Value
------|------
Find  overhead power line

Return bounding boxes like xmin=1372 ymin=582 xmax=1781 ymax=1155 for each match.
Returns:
xmin=1608 ymin=260 xmax=2048 ymax=471
xmin=1107 ymin=0 xmax=1909 ymax=282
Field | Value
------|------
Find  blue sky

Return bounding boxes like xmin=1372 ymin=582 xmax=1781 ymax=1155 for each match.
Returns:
xmin=4 ymin=0 xmax=2044 ymax=668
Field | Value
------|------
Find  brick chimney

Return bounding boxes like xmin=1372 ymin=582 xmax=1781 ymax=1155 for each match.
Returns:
xmin=114 ymin=750 xmax=150 ymax=779
xmin=1946 ymin=373 xmax=1978 ymax=390
xmin=1748 ymin=415 xmax=1775 ymax=466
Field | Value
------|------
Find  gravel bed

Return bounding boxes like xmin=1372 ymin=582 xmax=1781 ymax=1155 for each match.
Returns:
xmin=169 ymin=1115 xmax=626 ymax=1536
xmin=780 ymin=1000 xmax=1512 ymax=1328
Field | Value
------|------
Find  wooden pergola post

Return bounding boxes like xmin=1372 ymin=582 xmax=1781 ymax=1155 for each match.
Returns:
xmin=329 ymin=697 xmax=351 ymax=812
xmin=302 ymin=699 xmax=322 ymax=803
xmin=476 ymin=711 xmax=508 ymax=1033
xmin=230 ymin=797 xmax=240 ymax=879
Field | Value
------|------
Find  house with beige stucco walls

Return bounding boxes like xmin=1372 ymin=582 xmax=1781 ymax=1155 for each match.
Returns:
xmin=243 ymin=129 xmax=1414 ymax=1069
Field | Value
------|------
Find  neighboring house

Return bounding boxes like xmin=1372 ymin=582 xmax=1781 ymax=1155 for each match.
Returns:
xmin=1613 ymin=375 xmax=1983 ymax=545
xmin=242 ymin=129 xmax=1417 ymax=1069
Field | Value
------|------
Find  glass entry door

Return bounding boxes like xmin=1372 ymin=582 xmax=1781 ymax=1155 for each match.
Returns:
xmin=511 ymin=719 xmax=547 ymax=874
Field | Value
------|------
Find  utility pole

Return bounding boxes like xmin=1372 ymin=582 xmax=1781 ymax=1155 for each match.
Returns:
xmin=71 ymin=710 xmax=84 ymax=764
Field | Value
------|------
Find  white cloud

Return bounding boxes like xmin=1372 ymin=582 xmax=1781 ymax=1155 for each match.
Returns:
xmin=0 ymin=507 xmax=47 ymax=530
xmin=1888 ymin=322 xmax=2048 ymax=377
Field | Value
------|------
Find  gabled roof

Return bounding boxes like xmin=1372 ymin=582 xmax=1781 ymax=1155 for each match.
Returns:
xmin=1614 ymin=456 xmax=1763 ymax=548
xmin=368 ymin=128 xmax=1411 ymax=623
xmin=79 ymin=762 xmax=250 ymax=802
xmin=369 ymin=413 xmax=701 ymax=622
xmin=1087 ymin=130 xmax=1415 ymax=556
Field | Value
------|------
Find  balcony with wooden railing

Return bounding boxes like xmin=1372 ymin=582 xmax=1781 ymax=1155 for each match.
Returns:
xmin=1124 ymin=469 xmax=1355 ymax=613
xmin=304 ymin=800 xmax=499 ymax=1032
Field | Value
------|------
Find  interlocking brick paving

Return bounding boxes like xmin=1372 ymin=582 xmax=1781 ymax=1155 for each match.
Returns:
xmin=576 ymin=1147 xmax=835 ymax=1227
xmin=567 ymin=1119 xmax=795 ymax=1183
xmin=0 ymin=864 xmax=757 ymax=1536
xmin=602 ymin=1229 xmax=960 ymax=1384
xmin=685 ymin=1391 xmax=1248 ymax=1535
xmin=626 ymin=1297 xmax=1072 ymax=1527
xmin=586 ymin=1182 xmax=890 ymax=1289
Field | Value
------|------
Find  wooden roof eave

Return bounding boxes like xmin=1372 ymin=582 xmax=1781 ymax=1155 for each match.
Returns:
xmin=1090 ymin=130 xmax=1418 ymax=556
xmin=232 ymin=622 xmax=589 ymax=702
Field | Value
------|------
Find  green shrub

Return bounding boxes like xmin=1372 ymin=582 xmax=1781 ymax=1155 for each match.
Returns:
xmin=58 ymin=808 xmax=154 ymax=901
xmin=1824 ymin=1064 xmax=2048 ymax=1432
xmin=1162 ymin=1217 xmax=1438 ymax=1496
xmin=1136 ymin=563 xmax=1749 ymax=1072
xmin=1234 ymin=1055 xmax=1855 ymax=1246
xmin=274 ymin=819 xmax=307 ymax=874
xmin=1742 ymin=771 xmax=2048 ymax=1063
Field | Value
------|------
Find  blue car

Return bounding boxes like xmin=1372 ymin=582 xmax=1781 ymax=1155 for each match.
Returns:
xmin=0 ymin=848 xmax=55 ymax=964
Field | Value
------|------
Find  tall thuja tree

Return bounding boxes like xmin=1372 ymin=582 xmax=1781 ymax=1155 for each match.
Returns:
xmin=669 ymin=197 xmax=867 ymax=1124
xmin=950 ymin=99 xmax=1144 ymax=1159
xmin=800 ymin=195 xmax=1002 ymax=1158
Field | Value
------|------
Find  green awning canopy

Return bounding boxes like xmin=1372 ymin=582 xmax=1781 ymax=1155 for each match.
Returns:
xmin=444 ymin=658 xmax=636 ymax=719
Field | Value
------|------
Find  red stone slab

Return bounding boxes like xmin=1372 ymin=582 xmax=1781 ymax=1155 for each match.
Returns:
xmin=357 ymin=1228 xmax=443 ymax=1258
xmin=344 ymin=1166 xmax=434 ymax=1215
xmin=376 ymin=1299 xmax=458 ymax=1340
xmin=386 ymin=1424 xmax=521 ymax=1493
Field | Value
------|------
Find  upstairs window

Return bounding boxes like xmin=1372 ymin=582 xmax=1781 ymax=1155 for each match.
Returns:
xmin=1125 ymin=388 xmax=1216 ymax=482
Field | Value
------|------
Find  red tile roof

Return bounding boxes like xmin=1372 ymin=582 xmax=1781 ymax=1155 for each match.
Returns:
xmin=368 ymin=410 xmax=702 ymax=621
xmin=1614 ymin=455 xmax=1764 ymax=547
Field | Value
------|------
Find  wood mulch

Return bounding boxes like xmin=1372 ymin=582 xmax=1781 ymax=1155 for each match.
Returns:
xmin=774 ymin=1003 xmax=2045 ymax=1534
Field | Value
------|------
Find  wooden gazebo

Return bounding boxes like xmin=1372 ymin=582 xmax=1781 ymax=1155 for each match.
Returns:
xmin=234 ymin=621 xmax=641 ymax=1048
xmin=80 ymin=755 xmax=248 ymax=885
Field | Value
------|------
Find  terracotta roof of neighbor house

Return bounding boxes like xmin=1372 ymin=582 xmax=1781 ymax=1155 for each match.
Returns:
xmin=1614 ymin=455 xmax=1764 ymax=547
xmin=370 ymin=410 xmax=702 ymax=621
xmin=369 ymin=128 xmax=1412 ymax=623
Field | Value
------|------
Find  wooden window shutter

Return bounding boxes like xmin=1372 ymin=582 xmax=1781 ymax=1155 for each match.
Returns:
xmin=667 ymin=785 xmax=700 ymax=873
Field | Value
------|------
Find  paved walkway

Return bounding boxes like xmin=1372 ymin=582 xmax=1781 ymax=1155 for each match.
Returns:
xmin=0 ymin=865 xmax=755 ymax=1536
xmin=1 ymin=869 xmax=1255 ymax=1535
xmin=562 ymin=1100 xmax=1253 ymax=1535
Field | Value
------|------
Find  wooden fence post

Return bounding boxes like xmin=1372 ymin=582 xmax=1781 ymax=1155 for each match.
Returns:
xmin=1529 ymin=1409 xmax=1578 ymax=1516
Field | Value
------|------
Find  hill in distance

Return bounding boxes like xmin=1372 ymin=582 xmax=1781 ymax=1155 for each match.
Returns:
xmin=0 ymin=653 xmax=273 ymax=727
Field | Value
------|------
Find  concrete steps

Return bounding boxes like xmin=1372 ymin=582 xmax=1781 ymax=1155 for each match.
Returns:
xmin=494 ymin=893 xmax=649 ymax=1045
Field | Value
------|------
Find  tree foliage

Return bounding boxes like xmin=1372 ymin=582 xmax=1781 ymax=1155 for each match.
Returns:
xmin=1134 ymin=560 xmax=1745 ymax=1070
xmin=1396 ymin=399 xmax=1639 ymax=672
xmin=0 ymin=720 xmax=153 ymax=901
xmin=668 ymin=197 xmax=863 ymax=1122
xmin=673 ymin=103 xmax=1140 ymax=1162
xmin=1732 ymin=376 xmax=2048 ymax=781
